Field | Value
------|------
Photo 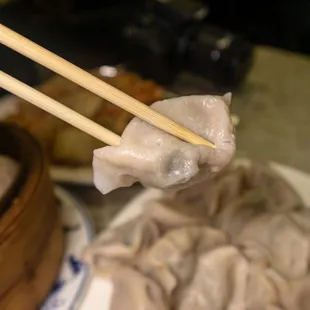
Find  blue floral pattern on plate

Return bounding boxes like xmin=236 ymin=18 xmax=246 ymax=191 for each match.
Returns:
xmin=41 ymin=186 xmax=94 ymax=310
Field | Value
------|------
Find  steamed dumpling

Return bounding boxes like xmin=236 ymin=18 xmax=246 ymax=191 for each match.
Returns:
xmin=93 ymin=94 xmax=235 ymax=194
xmin=141 ymin=226 xmax=228 ymax=295
xmin=177 ymin=246 xmax=248 ymax=310
xmin=237 ymin=213 xmax=309 ymax=280
xmin=109 ymin=266 xmax=168 ymax=310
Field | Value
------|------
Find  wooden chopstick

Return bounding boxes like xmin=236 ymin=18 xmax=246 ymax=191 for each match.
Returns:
xmin=0 ymin=71 xmax=121 ymax=146
xmin=0 ymin=24 xmax=216 ymax=149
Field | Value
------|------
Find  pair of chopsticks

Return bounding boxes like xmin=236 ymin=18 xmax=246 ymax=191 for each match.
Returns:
xmin=0 ymin=24 xmax=215 ymax=149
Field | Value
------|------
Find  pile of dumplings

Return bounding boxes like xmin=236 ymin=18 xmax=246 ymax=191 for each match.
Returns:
xmin=84 ymin=161 xmax=310 ymax=310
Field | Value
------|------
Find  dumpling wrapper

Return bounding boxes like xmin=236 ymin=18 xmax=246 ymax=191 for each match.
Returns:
xmin=246 ymin=162 xmax=304 ymax=211
xmin=237 ymin=213 xmax=309 ymax=280
xmin=176 ymin=246 xmax=249 ymax=310
xmin=246 ymin=262 xmax=284 ymax=310
xmin=83 ymin=202 xmax=202 ymax=268
xmin=141 ymin=226 xmax=228 ymax=295
xmin=93 ymin=94 xmax=235 ymax=194
xmin=108 ymin=266 xmax=168 ymax=310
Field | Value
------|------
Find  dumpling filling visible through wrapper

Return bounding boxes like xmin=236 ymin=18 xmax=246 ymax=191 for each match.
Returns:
xmin=93 ymin=94 xmax=235 ymax=194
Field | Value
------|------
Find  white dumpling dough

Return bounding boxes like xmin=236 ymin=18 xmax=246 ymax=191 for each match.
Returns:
xmin=93 ymin=94 xmax=235 ymax=194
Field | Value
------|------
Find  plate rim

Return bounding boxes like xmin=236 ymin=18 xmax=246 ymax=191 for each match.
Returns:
xmin=41 ymin=186 xmax=94 ymax=310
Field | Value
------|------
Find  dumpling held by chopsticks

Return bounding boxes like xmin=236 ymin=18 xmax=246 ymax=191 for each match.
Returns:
xmin=93 ymin=94 xmax=235 ymax=194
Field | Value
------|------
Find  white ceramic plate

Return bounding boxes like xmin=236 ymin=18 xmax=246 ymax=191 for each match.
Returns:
xmin=40 ymin=186 xmax=94 ymax=310
xmin=76 ymin=160 xmax=310 ymax=310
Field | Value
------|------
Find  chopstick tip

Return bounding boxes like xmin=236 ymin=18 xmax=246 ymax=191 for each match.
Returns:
xmin=208 ymin=142 xmax=217 ymax=149
xmin=198 ymin=138 xmax=216 ymax=149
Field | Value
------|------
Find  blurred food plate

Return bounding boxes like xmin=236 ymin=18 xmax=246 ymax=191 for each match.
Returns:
xmin=40 ymin=186 xmax=94 ymax=310
xmin=73 ymin=159 xmax=310 ymax=309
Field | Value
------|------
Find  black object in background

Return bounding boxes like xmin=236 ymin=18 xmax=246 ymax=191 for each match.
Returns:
xmin=0 ymin=1 xmax=120 ymax=99
xmin=205 ymin=0 xmax=310 ymax=54
xmin=120 ymin=0 xmax=253 ymax=88
xmin=0 ymin=46 xmax=39 ymax=98
xmin=0 ymin=0 xmax=253 ymax=92
xmin=58 ymin=0 xmax=253 ymax=88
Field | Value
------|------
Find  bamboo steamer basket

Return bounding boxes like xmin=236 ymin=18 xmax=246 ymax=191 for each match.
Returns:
xmin=0 ymin=124 xmax=64 ymax=310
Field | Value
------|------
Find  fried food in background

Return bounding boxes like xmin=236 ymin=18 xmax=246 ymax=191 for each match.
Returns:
xmin=5 ymin=67 xmax=166 ymax=166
